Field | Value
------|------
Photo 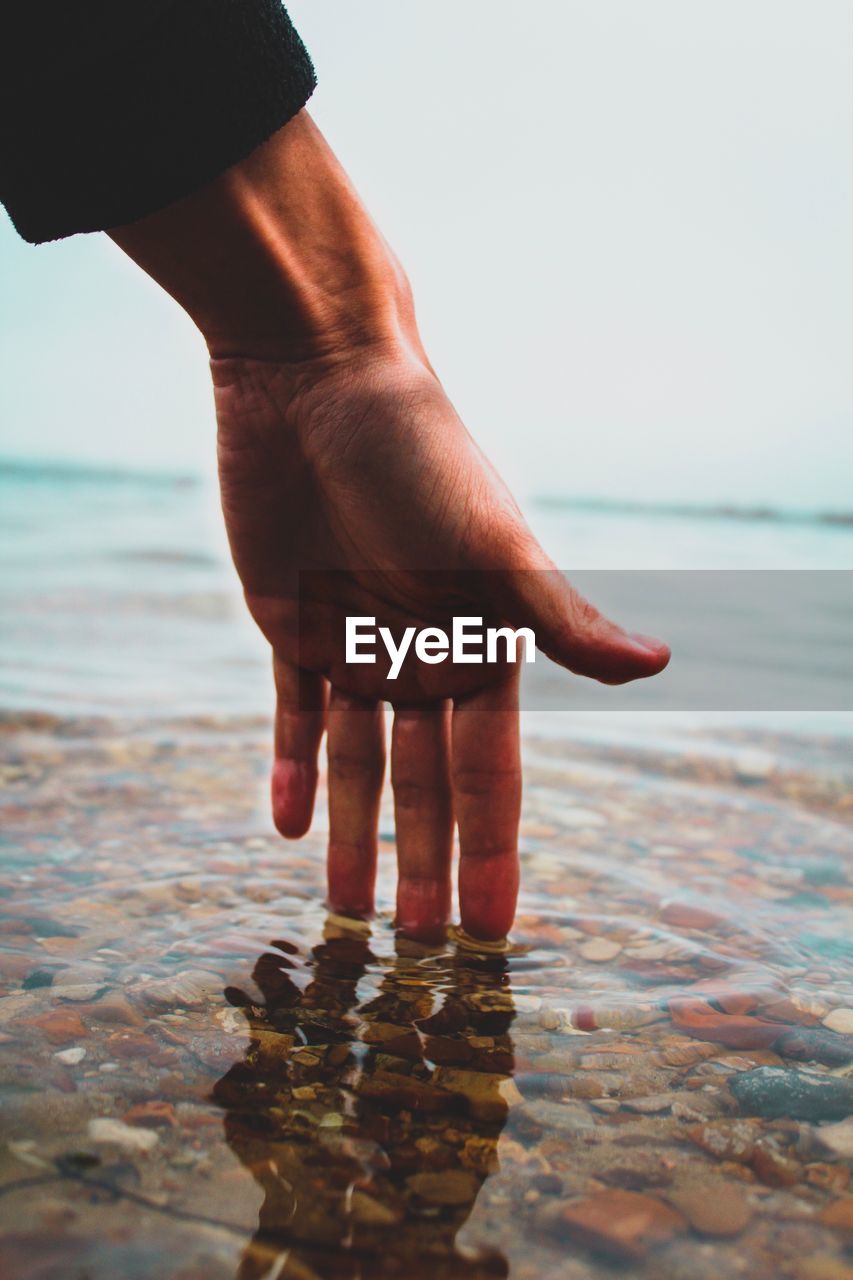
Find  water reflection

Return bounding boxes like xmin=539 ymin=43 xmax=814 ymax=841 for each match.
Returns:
xmin=214 ymin=920 xmax=517 ymax=1279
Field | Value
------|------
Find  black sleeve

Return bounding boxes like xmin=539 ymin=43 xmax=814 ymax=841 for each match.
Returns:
xmin=0 ymin=1 xmax=317 ymax=244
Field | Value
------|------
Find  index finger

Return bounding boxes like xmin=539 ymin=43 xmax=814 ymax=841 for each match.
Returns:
xmin=451 ymin=673 xmax=521 ymax=942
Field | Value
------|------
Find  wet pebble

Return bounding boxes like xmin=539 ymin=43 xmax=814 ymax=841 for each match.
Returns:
xmin=87 ymin=1117 xmax=159 ymax=1152
xmin=730 ymin=1067 xmax=853 ymax=1122
xmin=349 ymin=1191 xmax=402 ymax=1225
xmin=559 ymin=1189 xmax=686 ymax=1260
xmin=518 ymin=1099 xmax=597 ymax=1137
xmin=53 ymin=1046 xmax=86 ymax=1065
xmin=578 ymin=939 xmax=622 ymax=964
xmin=667 ymin=1181 xmax=753 ymax=1236
xmin=622 ymin=1094 xmax=673 ymax=1115
xmin=818 ymin=1197 xmax=853 ymax=1236
xmin=815 ymin=1117 xmax=853 ymax=1160
xmin=139 ymin=968 xmax=223 ymax=1010
xmin=750 ymin=1136 xmax=802 ymax=1187
xmin=688 ymin=1119 xmax=760 ymax=1163
xmin=406 ymin=1169 xmax=479 ymax=1206
xmin=822 ymin=1009 xmax=853 ymax=1035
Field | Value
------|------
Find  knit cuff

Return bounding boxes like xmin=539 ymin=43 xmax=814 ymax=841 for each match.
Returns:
xmin=0 ymin=1 xmax=317 ymax=244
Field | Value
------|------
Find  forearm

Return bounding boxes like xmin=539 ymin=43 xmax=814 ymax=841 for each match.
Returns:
xmin=108 ymin=111 xmax=417 ymax=366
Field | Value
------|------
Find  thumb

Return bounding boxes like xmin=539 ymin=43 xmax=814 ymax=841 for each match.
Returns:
xmin=494 ymin=565 xmax=670 ymax=686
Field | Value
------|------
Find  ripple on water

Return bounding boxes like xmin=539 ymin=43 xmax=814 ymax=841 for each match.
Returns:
xmin=0 ymin=713 xmax=851 ymax=1279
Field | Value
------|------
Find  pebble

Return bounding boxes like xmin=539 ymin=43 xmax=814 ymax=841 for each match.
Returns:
xmin=406 ymin=1169 xmax=478 ymax=1206
xmin=818 ymin=1197 xmax=853 ymax=1235
xmin=84 ymin=991 xmax=145 ymax=1027
xmin=432 ymin=1068 xmax=524 ymax=1122
xmin=622 ymin=1094 xmax=673 ymax=1114
xmin=661 ymin=901 xmax=725 ymax=931
xmin=733 ymin=749 xmax=775 ymax=782
xmin=53 ymin=983 xmax=108 ymax=1002
xmin=822 ymin=1009 xmax=853 ymax=1035
xmin=806 ymin=1163 xmax=851 ymax=1194
xmin=667 ymin=1182 xmax=752 ymax=1236
xmin=578 ymin=938 xmax=622 ymax=963
xmin=559 ymin=1189 xmax=686 ymax=1260
xmin=139 ymin=968 xmax=223 ymax=1010
xmin=123 ymin=1100 xmax=175 ymax=1128
xmin=88 ymin=1117 xmax=159 ymax=1152
xmin=599 ymin=1153 xmax=675 ymax=1190
xmin=349 ymin=1191 xmax=402 ymax=1226
xmin=750 ymin=1137 xmax=802 ymax=1187
xmin=816 ymin=1117 xmax=853 ymax=1160
xmin=53 ymin=1046 xmax=86 ymax=1065
xmin=688 ymin=1119 xmax=759 ymax=1163
xmin=519 ymin=1099 xmax=597 ymax=1136
xmin=28 ymin=1009 xmax=88 ymax=1045
xmin=730 ymin=1067 xmax=853 ymax=1122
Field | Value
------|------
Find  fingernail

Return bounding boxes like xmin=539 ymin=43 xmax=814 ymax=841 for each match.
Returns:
xmin=627 ymin=632 xmax=669 ymax=656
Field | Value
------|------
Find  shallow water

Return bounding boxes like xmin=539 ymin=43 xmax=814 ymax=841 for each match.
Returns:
xmin=1 ymin=461 xmax=852 ymax=1277
xmin=1 ymin=710 xmax=852 ymax=1279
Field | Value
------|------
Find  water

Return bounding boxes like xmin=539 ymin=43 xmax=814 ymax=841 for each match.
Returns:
xmin=1 ymin=459 xmax=852 ymax=1279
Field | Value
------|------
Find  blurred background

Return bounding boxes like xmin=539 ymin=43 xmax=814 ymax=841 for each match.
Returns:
xmin=1 ymin=0 xmax=851 ymax=714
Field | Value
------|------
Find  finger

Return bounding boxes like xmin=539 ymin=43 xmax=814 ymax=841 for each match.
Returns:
xmin=326 ymin=689 xmax=386 ymax=920
xmin=452 ymin=674 xmax=521 ymax=941
xmin=271 ymin=657 xmax=327 ymax=838
xmin=495 ymin=561 xmax=670 ymax=685
xmin=391 ymin=701 xmax=454 ymax=942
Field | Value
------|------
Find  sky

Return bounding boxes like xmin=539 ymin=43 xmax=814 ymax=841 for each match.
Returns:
xmin=1 ymin=0 xmax=852 ymax=511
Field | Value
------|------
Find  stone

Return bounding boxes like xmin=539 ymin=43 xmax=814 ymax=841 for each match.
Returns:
xmin=823 ymin=1009 xmax=853 ymax=1035
xmin=806 ymin=1164 xmax=851 ymax=1194
xmin=733 ymin=749 xmax=775 ymax=782
xmin=83 ymin=992 xmax=145 ymax=1027
xmin=356 ymin=1069 xmax=449 ymax=1112
xmin=776 ymin=1028 xmax=853 ymax=1067
xmin=349 ymin=1191 xmax=402 ymax=1226
xmin=559 ymin=1190 xmax=686 ymax=1260
xmin=687 ymin=1119 xmax=759 ymax=1163
xmin=123 ymin=1100 xmax=176 ymax=1128
xmin=53 ymin=1046 xmax=86 ymax=1065
xmin=29 ymin=1009 xmax=87 ymax=1045
xmin=816 ymin=1118 xmax=853 ymax=1160
xmin=750 ymin=1137 xmax=802 ymax=1187
xmin=730 ymin=1067 xmax=853 ymax=1122
xmin=578 ymin=938 xmax=622 ymax=963
xmin=431 ymin=1068 xmax=523 ymax=1121
xmin=518 ymin=1099 xmax=597 ymax=1137
xmin=622 ymin=1095 xmax=673 ymax=1114
xmin=139 ymin=969 xmax=222 ymax=1010
xmin=819 ymin=1197 xmax=853 ymax=1236
xmin=87 ymin=1117 xmax=159 ymax=1153
xmin=667 ymin=1182 xmax=752 ymax=1236
xmin=53 ymin=983 xmax=108 ymax=1002
xmin=661 ymin=901 xmax=724 ymax=931
xmin=406 ymin=1170 xmax=479 ymax=1206
xmin=599 ymin=1153 xmax=675 ymax=1190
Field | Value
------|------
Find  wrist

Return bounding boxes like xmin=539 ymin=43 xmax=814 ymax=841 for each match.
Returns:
xmin=109 ymin=111 xmax=418 ymax=366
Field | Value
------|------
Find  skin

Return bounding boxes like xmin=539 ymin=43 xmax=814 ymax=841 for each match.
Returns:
xmin=109 ymin=111 xmax=670 ymax=942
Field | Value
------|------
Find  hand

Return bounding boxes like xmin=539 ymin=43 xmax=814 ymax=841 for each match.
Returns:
xmin=213 ymin=342 xmax=668 ymax=942
xmin=109 ymin=112 xmax=669 ymax=943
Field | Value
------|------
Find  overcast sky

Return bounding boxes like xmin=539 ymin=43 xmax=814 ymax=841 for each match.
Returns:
xmin=1 ymin=0 xmax=852 ymax=511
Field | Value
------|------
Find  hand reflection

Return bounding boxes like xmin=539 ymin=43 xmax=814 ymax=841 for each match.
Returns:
xmin=213 ymin=920 xmax=517 ymax=1279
